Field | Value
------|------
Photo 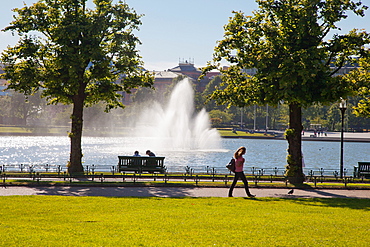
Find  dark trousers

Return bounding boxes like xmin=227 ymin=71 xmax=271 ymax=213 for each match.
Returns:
xmin=228 ymin=172 xmax=252 ymax=197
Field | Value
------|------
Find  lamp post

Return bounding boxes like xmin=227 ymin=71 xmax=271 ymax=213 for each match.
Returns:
xmin=240 ymin=107 xmax=244 ymax=129
xmin=339 ymin=98 xmax=347 ymax=178
xmin=265 ymin=104 xmax=269 ymax=132
xmin=253 ymin=105 xmax=256 ymax=131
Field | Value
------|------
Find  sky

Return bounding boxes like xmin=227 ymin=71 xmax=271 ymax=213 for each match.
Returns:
xmin=1 ymin=0 xmax=370 ymax=71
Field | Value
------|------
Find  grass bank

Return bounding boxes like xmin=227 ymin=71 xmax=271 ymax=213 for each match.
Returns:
xmin=0 ymin=125 xmax=274 ymax=137
xmin=0 ymin=126 xmax=69 ymax=135
xmin=218 ymin=128 xmax=276 ymax=137
xmin=1 ymin=196 xmax=369 ymax=246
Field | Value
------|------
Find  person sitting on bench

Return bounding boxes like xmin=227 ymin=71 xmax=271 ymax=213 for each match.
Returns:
xmin=145 ymin=150 xmax=156 ymax=167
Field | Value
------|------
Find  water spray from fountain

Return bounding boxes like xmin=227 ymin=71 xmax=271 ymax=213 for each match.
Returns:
xmin=132 ymin=78 xmax=221 ymax=151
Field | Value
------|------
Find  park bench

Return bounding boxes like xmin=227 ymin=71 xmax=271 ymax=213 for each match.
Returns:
xmin=354 ymin=162 xmax=370 ymax=178
xmin=117 ymin=156 xmax=166 ymax=174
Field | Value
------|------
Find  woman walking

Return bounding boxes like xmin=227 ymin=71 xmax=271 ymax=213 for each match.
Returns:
xmin=228 ymin=146 xmax=255 ymax=198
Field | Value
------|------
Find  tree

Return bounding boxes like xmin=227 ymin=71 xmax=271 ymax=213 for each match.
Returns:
xmin=9 ymin=91 xmax=46 ymax=126
xmin=202 ymin=76 xmax=225 ymax=112
xmin=327 ymin=103 xmax=342 ymax=131
xmin=203 ymin=0 xmax=370 ymax=184
xmin=1 ymin=0 xmax=153 ymax=173
xmin=350 ymin=57 xmax=370 ymax=118
xmin=209 ymin=109 xmax=233 ymax=125
xmin=302 ymin=103 xmax=328 ymax=130
xmin=354 ymin=89 xmax=370 ymax=118
xmin=131 ymin=87 xmax=157 ymax=103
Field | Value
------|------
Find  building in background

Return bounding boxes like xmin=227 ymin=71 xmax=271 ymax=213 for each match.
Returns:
xmin=168 ymin=59 xmax=219 ymax=92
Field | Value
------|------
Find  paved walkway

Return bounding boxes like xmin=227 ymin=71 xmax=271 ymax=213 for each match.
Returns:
xmin=1 ymin=186 xmax=369 ymax=199
xmin=293 ymin=131 xmax=370 ymax=142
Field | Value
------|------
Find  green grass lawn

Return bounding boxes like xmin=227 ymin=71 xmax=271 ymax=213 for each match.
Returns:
xmin=0 ymin=126 xmax=142 ymax=136
xmin=218 ymin=129 xmax=275 ymax=137
xmin=0 ymin=126 xmax=32 ymax=133
xmin=0 ymin=196 xmax=369 ymax=246
xmin=0 ymin=126 xmax=69 ymax=134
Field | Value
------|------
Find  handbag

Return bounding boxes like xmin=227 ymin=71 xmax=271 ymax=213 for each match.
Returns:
xmin=226 ymin=158 xmax=236 ymax=173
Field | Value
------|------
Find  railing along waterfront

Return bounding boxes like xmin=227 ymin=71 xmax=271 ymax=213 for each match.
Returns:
xmin=0 ymin=164 xmax=362 ymax=177
xmin=1 ymin=164 xmax=369 ymax=187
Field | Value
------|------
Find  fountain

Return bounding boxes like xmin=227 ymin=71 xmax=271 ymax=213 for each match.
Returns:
xmin=131 ymin=79 xmax=221 ymax=151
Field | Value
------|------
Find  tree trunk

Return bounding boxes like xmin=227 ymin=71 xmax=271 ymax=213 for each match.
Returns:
xmin=285 ymin=103 xmax=305 ymax=184
xmin=68 ymin=95 xmax=85 ymax=174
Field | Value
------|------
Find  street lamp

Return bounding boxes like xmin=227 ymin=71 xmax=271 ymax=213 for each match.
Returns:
xmin=339 ymin=98 xmax=347 ymax=178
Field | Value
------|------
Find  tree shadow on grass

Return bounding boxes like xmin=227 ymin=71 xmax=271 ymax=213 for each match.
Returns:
xmin=254 ymin=196 xmax=370 ymax=211
xmin=6 ymin=185 xmax=370 ymax=210
xmin=248 ymin=186 xmax=370 ymax=210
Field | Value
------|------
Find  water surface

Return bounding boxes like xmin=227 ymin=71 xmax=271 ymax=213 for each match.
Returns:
xmin=1 ymin=136 xmax=369 ymax=176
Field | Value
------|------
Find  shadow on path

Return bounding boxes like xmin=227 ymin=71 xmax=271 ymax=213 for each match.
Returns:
xmin=304 ymin=189 xmax=349 ymax=198
xmin=34 ymin=186 xmax=195 ymax=198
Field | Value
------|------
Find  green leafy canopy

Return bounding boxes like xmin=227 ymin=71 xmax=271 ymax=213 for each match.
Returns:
xmin=203 ymin=0 xmax=370 ymax=109
xmin=1 ymin=0 xmax=153 ymax=111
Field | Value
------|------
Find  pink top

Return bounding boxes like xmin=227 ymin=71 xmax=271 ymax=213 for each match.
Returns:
xmin=235 ymin=156 xmax=244 ymax=172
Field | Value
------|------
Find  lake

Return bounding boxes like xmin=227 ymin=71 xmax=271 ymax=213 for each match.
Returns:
xmin=0 ymin=136 xmax=369 ymax=176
